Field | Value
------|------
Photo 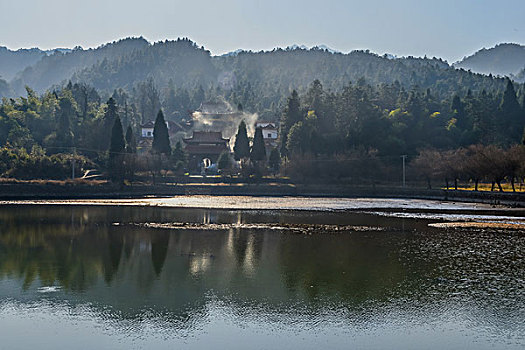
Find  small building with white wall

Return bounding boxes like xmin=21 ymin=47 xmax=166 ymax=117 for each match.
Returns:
xmin=256 ymin=122 xmax=278 ymax=140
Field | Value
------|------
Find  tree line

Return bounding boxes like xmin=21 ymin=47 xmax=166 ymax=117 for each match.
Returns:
xmin=233 ymin=78 xmax=525 ymax=186
xmin=413 ymin=144 xmax=525 ymax=192
xmin=279 ymin=79 xmax=525 ymax=159
xmin=0 ymin=73 xmax=524 ymax=184
xmin=0 ymin=81 xmax=189 ymax=181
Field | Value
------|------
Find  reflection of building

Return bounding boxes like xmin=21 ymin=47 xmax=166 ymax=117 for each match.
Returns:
xmin=255 ymin=121 xmax=278 ymax=150
xmin=183 ymin=131 xmax=230 ymax=172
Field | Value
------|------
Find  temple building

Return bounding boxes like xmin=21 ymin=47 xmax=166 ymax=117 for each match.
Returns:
xmin=183 ymin=131 xmax=230 ymax=172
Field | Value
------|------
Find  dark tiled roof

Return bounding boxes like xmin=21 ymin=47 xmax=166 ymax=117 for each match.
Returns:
xmin=140 ymin=121 xmax=155 ymax=128
xmin=183 ymin=131 xmax=229 ymax=143
xmin=256 ymin=122 xmax=278 ymax=130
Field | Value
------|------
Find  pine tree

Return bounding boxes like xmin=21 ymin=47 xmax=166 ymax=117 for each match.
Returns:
xmin=500 ymin=79 xmax=522 ymax=144
xmin=250 ymin=127 xmax=266 ymax=162
xmin=152 ymin=109 xmax=171 ymax=154
xmin=125 ymin=126 xmax=137 ymax=153
xmin=109 ymin=116 xmax=125 ymax=182
xmin=268 ymin=148 xmax=280 ymax=172
xmin=102 ymin=97 xmax=118 ymax=149
xmin=56 ymin=94 xmax=75 ymax=149
xmin=233 ymin=120 xmax=250 ymax=161
xmin=109 ymin=116 xmax=125 ymax=156
xmin=281 ymin=90 xmax=302 ymax=134
xmin=280 ymin=90 xmax=302 ymax=156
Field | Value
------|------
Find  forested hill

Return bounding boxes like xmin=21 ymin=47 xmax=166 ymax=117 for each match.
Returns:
xmin=73 ymin=42 xmax=507 ymax=97
xmin=0 ymin=47 xmax=46 ymax=81
xmin=215 ymin=48 xmax=503 ymax=96
xmin=72 ymin=39 xmax=218 ymax=92
xmin=9 ymin=37 xmax=150 ymax=95
xmin=455 ymin=43 xmax=525 ymax=78
xmin=0 ymin=37 xmax=512 ymax=101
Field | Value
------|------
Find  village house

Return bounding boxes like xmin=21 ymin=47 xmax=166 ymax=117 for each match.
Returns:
xmin=255 ymin=121 xmax=279 ymax=151
xmin=140 ymin=121 xmax=155 ymax=138
xmin=137 ymin=120 xmax=185 ymax=151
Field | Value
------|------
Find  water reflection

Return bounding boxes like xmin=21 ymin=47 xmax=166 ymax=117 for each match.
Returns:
xmin=0 ymin=205 xmax=523 ymax=349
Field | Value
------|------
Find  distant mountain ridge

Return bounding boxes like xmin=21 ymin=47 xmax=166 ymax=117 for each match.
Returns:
xmin=455 ymin=43 xmax=525 ymax=77
xmin=9 ymin=37 xmax=150 ymax=94
xmin=72 ymin=39 xmax=497 ymax=99
xmin=0 ymin=38 xmax=512 ymax=100
xmin=0 ymin=47 xmax=74 ymax=81
xmin=221 ymin=44 xmax=340 ymax=57
xmin=0 ymin=46 xmax=46 ymax=81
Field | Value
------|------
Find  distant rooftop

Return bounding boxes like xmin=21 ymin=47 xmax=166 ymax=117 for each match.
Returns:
xmin=256 ymin=121 xmax=278 ymax=129
xmin=183 ymin=131 xmax=229 ymax=144
xmin=140 ymin=121 xmax=155 ymax=128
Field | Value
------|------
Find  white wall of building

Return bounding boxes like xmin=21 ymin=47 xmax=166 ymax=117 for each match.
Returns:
xmin=142 ymin=128 xmax=154 ymax=138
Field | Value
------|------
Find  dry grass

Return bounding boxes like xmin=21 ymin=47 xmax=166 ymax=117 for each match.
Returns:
xmin=445 ymin=183 xmax=525 ymax=193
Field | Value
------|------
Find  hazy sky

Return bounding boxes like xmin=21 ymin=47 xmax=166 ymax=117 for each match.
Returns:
xmin=1 ymin=0 xmax=524 ymax=62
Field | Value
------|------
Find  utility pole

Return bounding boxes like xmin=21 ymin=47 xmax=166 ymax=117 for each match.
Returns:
xmin=401 ymin=155 xmax=407 ymax=187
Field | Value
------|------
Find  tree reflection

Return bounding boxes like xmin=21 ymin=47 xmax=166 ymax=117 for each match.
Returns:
xmin=151 ymin=231 xmax=170 ymax=276
xmin=103 ymin=230 xmax=124 ymax=283
xmin=0 ymin=205 xmax=449 ymax=322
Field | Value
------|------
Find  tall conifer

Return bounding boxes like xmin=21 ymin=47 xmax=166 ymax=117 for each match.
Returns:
xmin=152 ymin=110 xmax=171 ymax=154
xmin=125 ymin=126 xmax=137 ymax=153
xmin=280 ymin=90 xmax=302 ymax=155
xmin=250 ymin=127 xmax=266 ymax=162
xmin=109 ymin=116 xmax=125 ymax=182
xmin=234 ymin=120 xmax=250 ymax=161
xmin=109 ymin=116 xmax=125 ymax=156
xmin=500 ymin=79 xmax=522 ymax=143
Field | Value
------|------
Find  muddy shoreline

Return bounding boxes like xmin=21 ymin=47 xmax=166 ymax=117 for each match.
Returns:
xmin=0 ymin=182 xmax=524 ymax=207
xmin=2 ymin=195 xmax=524 ymax=231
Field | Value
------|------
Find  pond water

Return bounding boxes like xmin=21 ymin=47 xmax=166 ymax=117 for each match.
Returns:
xmin=0 ymin=204 xmax=523 ymax=349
